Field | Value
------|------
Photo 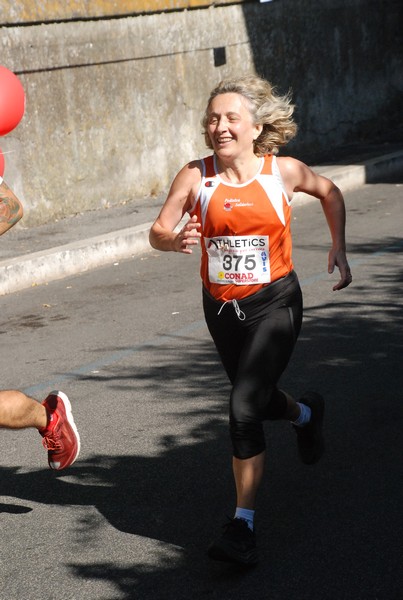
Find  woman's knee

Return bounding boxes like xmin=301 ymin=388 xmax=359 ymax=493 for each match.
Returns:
xmin=230 ymin=418 xmax=266 ymax=459
xmin=229 ymin=384 xmax=288 ymax=458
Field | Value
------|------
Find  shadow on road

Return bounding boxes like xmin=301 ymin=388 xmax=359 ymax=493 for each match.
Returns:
xmin=1 ymin=250 xmax=402 ymax=600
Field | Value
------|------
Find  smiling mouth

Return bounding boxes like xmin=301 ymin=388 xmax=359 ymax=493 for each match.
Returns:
xmin=216 ymin=137 xmax=233 ymax=144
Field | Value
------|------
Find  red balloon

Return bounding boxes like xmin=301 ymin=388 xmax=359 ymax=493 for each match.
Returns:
xmin=0 ymin=66 xmax=25 ymax=136
xmin=0 ymin=147 xmax=4 ymax=176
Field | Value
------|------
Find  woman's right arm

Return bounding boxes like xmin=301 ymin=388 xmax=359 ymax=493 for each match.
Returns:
xmin=149 ymin=161 xmax=202 ymax=254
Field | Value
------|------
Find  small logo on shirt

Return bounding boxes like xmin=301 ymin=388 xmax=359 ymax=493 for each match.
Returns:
xmin=223 ymin=198 xmax=253 ymax=211
xmin=205 ymin=180 xmax=215 ymax=188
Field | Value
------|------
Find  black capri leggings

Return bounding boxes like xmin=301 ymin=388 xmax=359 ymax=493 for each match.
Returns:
xmin=203 ymin=270 xmax=303 ymax=459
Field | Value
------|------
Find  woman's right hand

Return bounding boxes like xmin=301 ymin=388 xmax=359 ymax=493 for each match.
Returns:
xmin=173 ymin=215 xmax=201 ymax=254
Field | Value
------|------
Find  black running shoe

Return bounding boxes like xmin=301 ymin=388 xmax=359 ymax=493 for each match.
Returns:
xmin=207 ymin=518 xmax=258 ymax=567
xmin=293 ymin=392 xmax=325 ymax=464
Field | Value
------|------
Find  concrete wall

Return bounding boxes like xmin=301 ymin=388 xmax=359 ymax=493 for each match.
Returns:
xmin=246 ymin=0 xmax=403 ymax=160
xmin=0 ymin=0 xmax=402 ymax=227
xmin=0 ymin=1 xmax=242 ymax=24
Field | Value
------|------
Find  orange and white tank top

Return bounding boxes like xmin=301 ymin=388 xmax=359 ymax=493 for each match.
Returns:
xmin=189 ymin=153 xmax=293 ymax=302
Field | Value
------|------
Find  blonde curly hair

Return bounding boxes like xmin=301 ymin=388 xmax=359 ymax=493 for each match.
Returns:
xmin=201 ymin=75 xmax=297 ymax=155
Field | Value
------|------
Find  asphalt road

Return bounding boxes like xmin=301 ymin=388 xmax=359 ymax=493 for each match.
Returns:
xmin=0 ymin=180 xmax=402 ymax=600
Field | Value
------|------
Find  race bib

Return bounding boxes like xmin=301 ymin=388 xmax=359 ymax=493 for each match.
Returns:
xmin=205 ymin=235 xmax=271 ymax=285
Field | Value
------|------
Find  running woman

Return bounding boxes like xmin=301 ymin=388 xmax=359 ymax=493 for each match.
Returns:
xmin=149 ymin=75 xmax=352 ymax=566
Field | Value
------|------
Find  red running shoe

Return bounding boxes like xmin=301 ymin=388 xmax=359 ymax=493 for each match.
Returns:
xmin=39 ymin=391 xmax=80 ymax=470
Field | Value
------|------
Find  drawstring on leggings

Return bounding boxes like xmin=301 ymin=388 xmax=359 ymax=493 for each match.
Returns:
xmin=217 ymin=299 xmax=246 ymax=321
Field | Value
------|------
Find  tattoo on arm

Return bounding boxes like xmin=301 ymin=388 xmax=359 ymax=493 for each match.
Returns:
xmin=0 ymin=181 xmax=23 ymax=235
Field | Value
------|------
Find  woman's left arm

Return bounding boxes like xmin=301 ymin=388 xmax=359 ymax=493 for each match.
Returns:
xmin=278 ymin=157 xmax=352 ymax=291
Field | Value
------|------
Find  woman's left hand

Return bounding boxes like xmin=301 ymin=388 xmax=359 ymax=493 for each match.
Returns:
xmin=328 ymin=248 xmax=352 ymax=291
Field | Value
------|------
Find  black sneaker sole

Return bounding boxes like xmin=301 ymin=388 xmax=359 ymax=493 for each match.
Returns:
xmin=208 ymin=540 xmax=258 ymax=567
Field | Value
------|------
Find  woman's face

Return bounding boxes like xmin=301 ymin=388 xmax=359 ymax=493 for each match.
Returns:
xmin=206 ymin=92 xmax=262 ymax=160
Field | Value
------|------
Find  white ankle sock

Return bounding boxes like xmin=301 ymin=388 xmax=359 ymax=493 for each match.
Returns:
xmin=292 ymin=402 xmax=312 ymax=427
xmin=234 ymin=507 xmax=255 ymax=531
